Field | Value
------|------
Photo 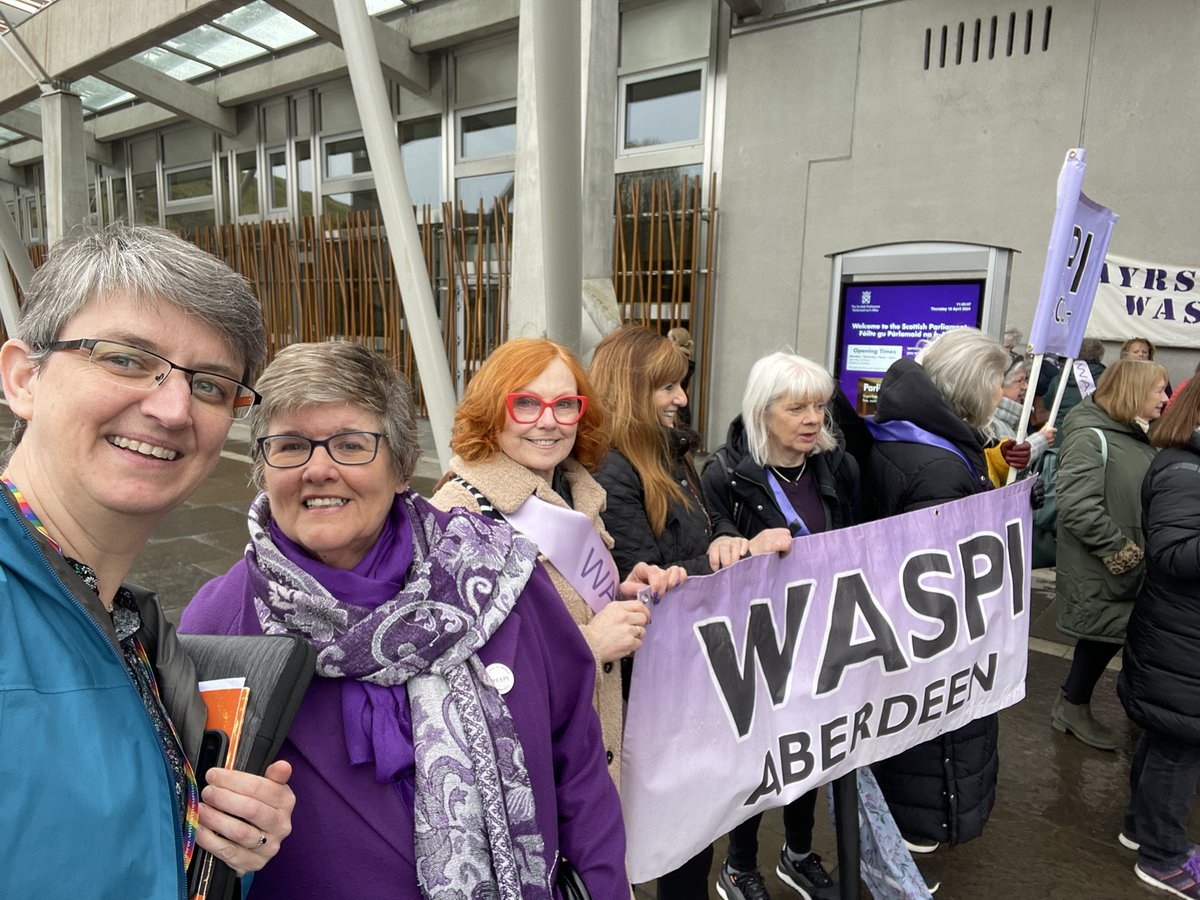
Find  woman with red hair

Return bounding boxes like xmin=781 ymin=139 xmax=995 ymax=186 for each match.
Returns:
xmin=432 ymin=337 xmax=682 ymax=792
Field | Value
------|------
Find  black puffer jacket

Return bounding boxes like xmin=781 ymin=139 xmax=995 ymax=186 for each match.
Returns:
xmin=866 ymin=358 xmax=993 ymax=515
xmin=1118 ymin=432 xmax=1200 ymax=742
xmin=866 ymin=357 xmax=998 ymax=846
xmin=700 ymin=414 xmax=860 ymax=538
xmin=595 ymin=431 xmax=735 ymax=578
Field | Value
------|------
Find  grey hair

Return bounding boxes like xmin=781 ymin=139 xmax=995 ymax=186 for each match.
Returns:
xmin=1078 ymin=337 xmax=1105 ymax=363
xmin=9 ymin=223 xmax=265 ymax=450
xmin=249 ymin=341 xmax=421 ymax=489
xmin=741 ymin=351 xmax=839 ymax=466
xmin=915 ymin=328 xmax=1010 ymax=427
xmin=1002 ymin=326 xmax=1024 ymax=350
xmin=19 ymin=223 xmax=264 ymax=376
xmin=1002 ymin=354 xmax=1028 ymax=387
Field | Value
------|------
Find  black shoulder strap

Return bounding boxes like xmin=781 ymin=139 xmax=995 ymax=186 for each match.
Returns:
xmin=452 ymin=475 xmax=506 ymax=522
xmin=706 ymin=445 xmax=748 ymax=532
xmin=712 ymin=445 xmax=734 ymax=476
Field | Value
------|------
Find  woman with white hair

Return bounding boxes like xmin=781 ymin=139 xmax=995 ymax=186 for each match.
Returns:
xmin=701 ymin=351 xmax=859 ymax=900
xmin=865 ymin=327 xmax=1009 ymax=855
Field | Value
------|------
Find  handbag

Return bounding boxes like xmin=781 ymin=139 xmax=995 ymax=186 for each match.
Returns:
xmin=557 ymin=856 xmax=591 ymax=900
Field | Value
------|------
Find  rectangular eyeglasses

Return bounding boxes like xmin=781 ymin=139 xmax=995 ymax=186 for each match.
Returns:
xmin=46 ymin=338 xmax=260 ymax=420
xmin=257 ymin=432 xmax=384 ymax=468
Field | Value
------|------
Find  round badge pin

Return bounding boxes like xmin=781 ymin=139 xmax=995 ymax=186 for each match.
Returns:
xmin=486 ymin=662 xmax=515 ymax=695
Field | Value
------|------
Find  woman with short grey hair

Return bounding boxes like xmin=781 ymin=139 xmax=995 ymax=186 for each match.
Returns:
xmin=991 ymin=354 xmax=1056 ymax=472
xmin=7 ymin=223 xmax=266 ymax=451
xmin=247 ymin=341 xmax=421 ymax=491
xmin=0 ymin=223 xmax=293 ymax=897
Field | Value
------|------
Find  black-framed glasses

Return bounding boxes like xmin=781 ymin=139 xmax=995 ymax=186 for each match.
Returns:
xmin=505 ymin=392 xmax=588 ymax=425
xmin=46 ymin=338 xmax=260 ymax=420
xmin=257 ymin=431 xmax=385 ymax=468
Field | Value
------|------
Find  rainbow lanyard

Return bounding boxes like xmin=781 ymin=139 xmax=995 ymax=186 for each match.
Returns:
xmin=0 ymin=473 xmax=200 ymax=872
xmin=2 ymin=475 xmax=61 ymax=552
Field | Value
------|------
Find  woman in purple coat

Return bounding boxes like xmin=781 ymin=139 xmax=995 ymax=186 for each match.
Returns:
xmin=181 ymin=341 xmax=626 ymax=899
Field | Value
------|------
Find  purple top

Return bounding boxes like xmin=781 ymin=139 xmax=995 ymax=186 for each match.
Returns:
xmin=180 ymin=499 xmax=627 ymax=899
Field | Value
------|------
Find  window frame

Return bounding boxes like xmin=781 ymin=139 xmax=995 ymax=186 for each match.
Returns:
xmin=454 ymin=100 xmax=518 ymax=165
xmin=617 ymin=61 xmax=707 ymax=158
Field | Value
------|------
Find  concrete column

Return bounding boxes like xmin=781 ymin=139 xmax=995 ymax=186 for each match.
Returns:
xmin=509 ymin=0 xmax=581 ymax=349
xmin=580 ymin=0 xmax=621 ymax=354
xmin=332 ymin=0 xmax=457 ymax=471
xmin=40 ymin=84 xmax=89 ymax=247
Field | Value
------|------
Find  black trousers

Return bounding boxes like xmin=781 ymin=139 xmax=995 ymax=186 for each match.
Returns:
xmin=1062 ymin=638 xmax=1121 ymax=704
xmin=1124 ymin=729 xmax=1200 ymax=865
xmin=654 ymin=845 xmax=714 ymax=900
xmin=725 ymin=790 xmax=819 ymax=871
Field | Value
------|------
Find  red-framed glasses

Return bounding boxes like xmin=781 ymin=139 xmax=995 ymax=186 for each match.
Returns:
xmin=506 ymin=392 xmax=588 ymax=425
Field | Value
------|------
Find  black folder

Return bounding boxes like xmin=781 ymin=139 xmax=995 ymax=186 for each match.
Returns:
xmin=180 ymin=633 xmax=316 ymax=900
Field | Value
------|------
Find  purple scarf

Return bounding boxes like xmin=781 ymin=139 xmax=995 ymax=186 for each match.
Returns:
xmin=265 ymin=503 xmax=418 ymax=789
xmin=245 ymin=489 xmax=551 ymax=900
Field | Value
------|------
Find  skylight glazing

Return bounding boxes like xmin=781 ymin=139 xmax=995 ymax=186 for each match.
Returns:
xmin=132 ymin=46 xmax=215 ymax=81
xmin=213 ymin=2 xmax=315 ymax=51
xmin=164 ymin=23 xmax=264 ymax=68
xmin=71 ymin=75 xmax=134 ymax=112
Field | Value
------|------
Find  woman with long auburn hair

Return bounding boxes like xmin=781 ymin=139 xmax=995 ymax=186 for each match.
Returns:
xmin=590 ymin=325 xmax=790 ymax=899
xmin=432 ymin=336 xmax=683 ymax=794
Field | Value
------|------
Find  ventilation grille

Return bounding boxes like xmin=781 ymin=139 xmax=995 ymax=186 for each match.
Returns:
xmin=924 ymin=7 xmax=1053 ymax=69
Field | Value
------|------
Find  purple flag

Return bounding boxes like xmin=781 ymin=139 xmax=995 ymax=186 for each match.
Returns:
xmin=620 ymin=482 xmax=1032 ymax=883
xmin=1027 ymin=148 xmax=1118 ymax=357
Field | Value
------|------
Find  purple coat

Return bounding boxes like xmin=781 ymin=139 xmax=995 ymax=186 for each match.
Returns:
xmin=181 ymin=520 xmax=627 ymax=899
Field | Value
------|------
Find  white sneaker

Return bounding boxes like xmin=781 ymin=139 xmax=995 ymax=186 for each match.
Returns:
xmin=903 ymin=835 xmax=940 ymax=854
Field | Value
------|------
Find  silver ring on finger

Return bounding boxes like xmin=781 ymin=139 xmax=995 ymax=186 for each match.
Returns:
xmin=257 ymin=832 xmax=268 ymax=848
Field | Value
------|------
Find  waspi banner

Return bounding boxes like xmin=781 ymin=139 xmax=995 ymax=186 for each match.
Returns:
xmin=620 ymin=482 xmax=1032 ymax=882
xmin=1089 ymin=253 xmax=1200 ymax=349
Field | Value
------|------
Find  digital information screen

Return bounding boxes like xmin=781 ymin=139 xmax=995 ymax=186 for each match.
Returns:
xmin=835 ymin=280 xmax=985 ymax=415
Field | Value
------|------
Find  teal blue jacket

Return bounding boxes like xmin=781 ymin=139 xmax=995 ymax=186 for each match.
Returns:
xmin=0 ymin=483 xmax=206 ymax=899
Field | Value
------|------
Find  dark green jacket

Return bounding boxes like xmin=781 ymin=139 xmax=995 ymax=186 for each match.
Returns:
xmin=1055 ymin=397 xmax=1156 ymax=642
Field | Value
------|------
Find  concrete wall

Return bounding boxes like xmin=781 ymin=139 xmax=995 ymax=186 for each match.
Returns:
xmin=710 ymin=0 xmax=1200 ymax=442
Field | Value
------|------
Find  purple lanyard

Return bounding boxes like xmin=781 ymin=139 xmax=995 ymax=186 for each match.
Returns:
xmin=865 ymin=417 xmax=980 ymax=480
xmin=765 ymin=470 xmax=811 ymax=537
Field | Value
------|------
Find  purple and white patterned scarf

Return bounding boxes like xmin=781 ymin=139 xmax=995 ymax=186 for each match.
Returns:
xmin=245 ymin=490 xmax=552 ymax=899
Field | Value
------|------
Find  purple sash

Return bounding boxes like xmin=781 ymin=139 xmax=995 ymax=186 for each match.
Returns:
xmin=504 ymin=494 xmax=619 ymax=614
xmin=865 ymin=417 xmax=979 ymax=479
xmin=764 ymin=470 xmax=812 ymax=537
